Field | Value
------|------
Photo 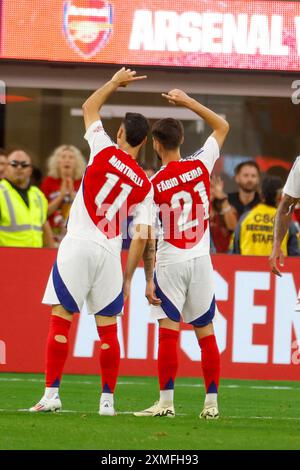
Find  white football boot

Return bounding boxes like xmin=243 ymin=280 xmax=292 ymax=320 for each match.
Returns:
xmin=199 ymin=404 xmax=219 ymax=420
xmin=134 ymin=401 xmax=175 ymax=418
xmin=29 ymin=395 xmax=62 ymax=413
xmin=99 ymin=399 xmax=116 ymax=416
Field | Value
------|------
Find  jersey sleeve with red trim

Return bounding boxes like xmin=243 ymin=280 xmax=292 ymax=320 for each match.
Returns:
xmin=132 ymin=185 xmax=154 ymax=226
xmin=188 ymin=135 xmax=220 ymax=174
xmin=84 ymin=120 xmax=116 ymax=162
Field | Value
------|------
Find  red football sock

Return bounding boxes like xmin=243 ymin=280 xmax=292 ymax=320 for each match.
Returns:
xmin=199 ymin=335 xmax=220 ymax=394
xmin=97 ymin=323 xmax=120 ymax=394
xmin=45 ymin=315 xmax=71 ymax=388
xmin=158 ymin=328 xmax=179 ymax=391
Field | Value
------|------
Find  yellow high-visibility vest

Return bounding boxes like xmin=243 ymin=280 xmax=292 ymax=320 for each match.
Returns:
xmin=0 ymin=179 xmax=48 ymax=247
xmin=234 ymin=203 xmax=288 ymax=256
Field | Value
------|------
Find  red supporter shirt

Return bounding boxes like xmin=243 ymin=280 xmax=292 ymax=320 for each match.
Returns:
xmin=41 ymin=176 xmax=82 ymax=245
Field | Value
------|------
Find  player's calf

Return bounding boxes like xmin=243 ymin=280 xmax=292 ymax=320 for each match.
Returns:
xmin=196 ymin=327 xmax=220 ymax=420
xmin=97 ymin=322 xmax=120 ymax=416
xmin=30 ymin=312 xmax=72 ymax=413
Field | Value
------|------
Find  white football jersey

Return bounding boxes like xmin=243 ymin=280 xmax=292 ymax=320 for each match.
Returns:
xmin=67 ymin=120 xmax=153 ymax=257
xmin=283 ymin=156 xmax=300 ymax=199
xmin=151 ymin=136 xmax=220 ymax=265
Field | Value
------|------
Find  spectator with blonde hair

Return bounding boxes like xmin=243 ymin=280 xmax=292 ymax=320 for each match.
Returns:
xmin=41 ymin=145 xmax=86 ymax=245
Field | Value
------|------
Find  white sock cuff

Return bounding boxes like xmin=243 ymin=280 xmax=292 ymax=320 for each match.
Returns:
xmin=44 ymin=387 xmax=59 ymax=398
xmin=205 ymin=393 xmax=218 ymax=405
xmin=101 ymin=393 xmax=114 ymax=404
xmin=159 ymin=389 xmax=174 ymax=405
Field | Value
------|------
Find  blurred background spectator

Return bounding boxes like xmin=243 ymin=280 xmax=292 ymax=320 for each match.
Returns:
xmin=0 ymin=148 xmax=8 ymax=180
xmin=293 ymin=202 xmax=300 ymax=230
xmin=0 ymin=150 xmax=54 ymax=248
xmin=141 ymin=164 xmax=156 ymax=179
xmin=30 ymin=166 xmax=44 ymax=187
xmin=232 ymin=176 xmax=299 ymax=256
xmin=210 ymin=176 xmax=238 ymax=253
xmin=40 ymin=145 xmax=86 ymax=246
xmin=228 ymin=161 xmax=261 ymax=219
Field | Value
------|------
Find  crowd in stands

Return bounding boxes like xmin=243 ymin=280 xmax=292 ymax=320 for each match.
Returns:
xmin=0 ymin=146 xmax=299 ymax=256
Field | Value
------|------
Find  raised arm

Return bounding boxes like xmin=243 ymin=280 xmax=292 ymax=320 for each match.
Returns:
xmin=211 ymin=176 xmax=237 ymax=231
xmin=162 ymin=89 xmax=229 ymax=149
xmin=82 ymin=67 xmax=147 ymax=131
xmin=269 ymin=194 xmax=298 ymax=276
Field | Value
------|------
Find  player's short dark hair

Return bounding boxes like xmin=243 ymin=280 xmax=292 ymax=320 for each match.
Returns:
xmin=261 ymin=176 xmax=283 ymax=207
xmin=122 ymin=113 xmax=149 ymax=148
xmin=234 ymin=160 xmax=260 ymax=176
xmin=152 ymin=118 xmax=184 ymax=150
xmin=0 ymin=148 xmax=8 ymax=157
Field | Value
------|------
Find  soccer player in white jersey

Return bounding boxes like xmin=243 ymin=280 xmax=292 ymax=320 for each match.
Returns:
xmin=269 ymin=156 xmax=300 ymax=310
xmin=134 ymin=89 xmax=229 ymax=419
xmin=30 ymin=68 xmax=153 ymax=415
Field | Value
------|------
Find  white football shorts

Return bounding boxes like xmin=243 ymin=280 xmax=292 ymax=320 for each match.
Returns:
xmin=42 ymin=235 xmax=123 ymax=316
xmin=151 ymin=255 xmax=216 ymax=326
xmin=295 ymin=290 xmax=300 ymax=312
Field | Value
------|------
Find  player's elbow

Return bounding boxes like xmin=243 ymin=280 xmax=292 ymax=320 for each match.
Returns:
xmin=217 ymin=120 xmax=230 ymax=143
xmin=220 ymin=120 xmax=230 ymax=135
xmin=82 ymin=101 xmax=89 ymax=114
xmin=82 ymin=98 xmax=96 ymax=115
xmin=213 ymin=120 xmax=230 ymax=149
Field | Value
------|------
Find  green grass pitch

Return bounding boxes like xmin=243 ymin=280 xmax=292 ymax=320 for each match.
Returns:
xmin=0 ymin=373 xmax=300 ymax=450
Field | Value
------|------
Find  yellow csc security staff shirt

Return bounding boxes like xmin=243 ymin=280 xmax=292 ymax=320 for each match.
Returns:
xmin=0 ymin=179 xmax=48 ymax=247
xmin=233 ymin=203 xmax=288 ymax=256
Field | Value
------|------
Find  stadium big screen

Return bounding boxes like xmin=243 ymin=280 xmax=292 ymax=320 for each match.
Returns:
xmin=1 ymin=0 xmax=300 ymax=71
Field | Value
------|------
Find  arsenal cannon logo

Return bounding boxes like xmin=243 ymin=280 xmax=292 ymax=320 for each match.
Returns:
xmin=63 ymin=0 xmax=113 ymax=59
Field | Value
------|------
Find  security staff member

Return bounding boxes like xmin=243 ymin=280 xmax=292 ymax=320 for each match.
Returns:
xmin=233 ymin=176 xmax=299 ymax=256
xmin=0 ymin=150 xmax=54 ymax=248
